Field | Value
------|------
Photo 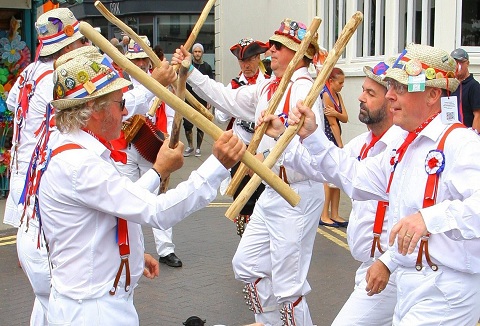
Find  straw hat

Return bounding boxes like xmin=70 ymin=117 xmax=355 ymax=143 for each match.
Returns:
xmin=230 ymin=38 xmax=269 ymax=60
xmin=363 ymin=57 xmax=397 ymax=88
xmin=269 ymin=18 xmax=319 ymax=59
xmin=125 ymin=35 xmax=151 ymax=60
xmin=51 ymin=46 xmax=131 ymax=110
xmin=35 ymin=8 xmax=84 ymax=57
xmin=384 ymin=43 xmax=459 ymax=92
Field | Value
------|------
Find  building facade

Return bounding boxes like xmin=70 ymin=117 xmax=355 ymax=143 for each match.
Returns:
xmin=69 ymin=0 xmax=215 ymax=67
xmin=215 ymin=0 xmax=480 ymax=141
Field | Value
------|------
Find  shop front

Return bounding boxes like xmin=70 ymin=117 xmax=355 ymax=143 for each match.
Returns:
xmin=0 ymin=0 xmax=47 ymax=196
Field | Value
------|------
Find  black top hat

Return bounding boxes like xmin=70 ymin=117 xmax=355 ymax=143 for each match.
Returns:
xmin=230 ymin=38 xmax=269 ymax=60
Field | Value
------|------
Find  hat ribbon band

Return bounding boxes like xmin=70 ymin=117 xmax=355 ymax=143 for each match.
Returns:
xmin=274 ymin=31 xmax=302 ymax=45
xmin=64 ymin=70 xmax=118 ymax=99
xmin=399 ymin=57 xmax=450 ymax=77
xmin=38 ymin=20 xmax=79 ymax=46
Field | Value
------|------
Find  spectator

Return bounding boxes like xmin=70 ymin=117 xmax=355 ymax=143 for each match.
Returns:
xmin=320 ymin=67 xmax=349 ymax=228
xmin=450 ymin=48 xmax=480 ymax=131
xmin=183 ymin=43 xmax=214 ymax=157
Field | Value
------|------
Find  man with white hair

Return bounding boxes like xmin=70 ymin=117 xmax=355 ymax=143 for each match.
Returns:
xmin=23 ymin=45 xmax=244 ymax=325
xmin=5 ymin=8 xmax=88 ymax=324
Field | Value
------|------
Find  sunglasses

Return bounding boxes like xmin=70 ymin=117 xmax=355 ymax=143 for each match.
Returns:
xmin=113 ymin=99 xmax=126 ymax=111
xmin=80 ymin=36 xmax=90 ymax=45
xmin=270 ymin=40 xmax=283 ymax=51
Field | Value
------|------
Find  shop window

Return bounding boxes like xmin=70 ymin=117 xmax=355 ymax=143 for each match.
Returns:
xmin=0 ymin=13 xmax=31 ymax=197
xmin=461 ymin=0 xmax=480 ymax=46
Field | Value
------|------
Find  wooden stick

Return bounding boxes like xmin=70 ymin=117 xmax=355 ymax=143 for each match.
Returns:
xmin=169 ymin=60 xmax=191 ymax=148
xmin=95 ymin=1 xmax=162 ymax=67
xmin=94 ymin=0 xmax=214 ymax=120
xmin=80 ymin=21 xmax=300 ymax=207
xmin=224 ymin=11 xmax=364 ymax=221
xmin=224 ymin=17 xmax=321 ymax=197
xmin=159 ymin=60 xmax=191 ymax=193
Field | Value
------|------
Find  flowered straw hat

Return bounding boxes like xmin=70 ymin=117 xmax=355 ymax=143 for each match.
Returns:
xmin=230 ymin=38 xmax=269 ymax=60
xmin=51 ymin=46 xmax=131 ymax=110
xmin=363 ymin=57 xmax=397 ymax=88
xmin=384 ymin=43 xmax=459 ymax=93
xmin=269 ymin=18 xmax=320 ymax=59
xmin=35 ymin=8 xmax=83 ymax=57
xmin=124 ymin=35 xmax=151 ymax=60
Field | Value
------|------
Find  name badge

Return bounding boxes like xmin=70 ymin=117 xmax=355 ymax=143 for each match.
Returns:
xmin=440 ymin=96 xmax=459 ymax=124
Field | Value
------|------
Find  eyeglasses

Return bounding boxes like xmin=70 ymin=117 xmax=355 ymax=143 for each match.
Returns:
xmin=270 ymin=40 xmax=283 ymax=51
xmin=113 ymin=99 xmax=126 ymax=111
xmin=386 ymin=79 xmax=407 ymax=95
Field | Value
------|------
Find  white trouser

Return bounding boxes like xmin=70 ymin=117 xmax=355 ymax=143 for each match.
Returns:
xmin=152 ymin=227 xmax=174 ymax=256
xmin=17 ymin=220 xmax=51 ymax=324
xmin=232 ymin=180 xmax=323 ymax=326
xmin=332 ymin=261 xmax=397 ymax=326
xmin=47 ymin=287 xmax=138 ymax=326
xmin=115 ymin=145 xmax=174 ymax=255
xmin=31 ymin=297 xmax=48 ymax=326
xmin=393 ymin=265 xmax=480 ymax=325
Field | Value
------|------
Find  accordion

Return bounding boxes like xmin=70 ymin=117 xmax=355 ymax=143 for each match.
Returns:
xmin=123 ymin=114 xmax=165 ymax=163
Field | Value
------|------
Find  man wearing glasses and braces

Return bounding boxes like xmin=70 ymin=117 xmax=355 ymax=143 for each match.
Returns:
xmin=5 ymin=8 xmax=90 ymax=325
xmin=263 ymin=43 xmax=480 ymax=325
xmin=173 ymin=18 xmax=324 ymax=326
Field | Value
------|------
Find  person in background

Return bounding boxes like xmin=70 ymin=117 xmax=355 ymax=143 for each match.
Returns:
xmin=112 ymin=37 xmax=183 ymax=268
xmin=110 ymin=37 xmax=119 ymax=46
xmin=320 ymin=67 xmax=349 ymax=228
xmin=450 ymin=48 xmax=480 ymax=132
xmin=183 ymin=42 xmax=214 ymax=157
xmin=27 ymin=46 xmax=244 ymax=325
xmin=121 ymin=35 xmax=130 ymax=53
xmin=215 ymin=38 xmax=270 ymax=236
xmin=5 ymin=8 xmax=88 ymax=325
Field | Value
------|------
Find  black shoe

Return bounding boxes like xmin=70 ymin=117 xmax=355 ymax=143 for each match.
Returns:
xmin=331 ymin=219 xmax=349 ymax=227
xmin=159 ymin=253 xmax=182 ymax=267
xmin=319 ymin=219 xmax=340 ymax=227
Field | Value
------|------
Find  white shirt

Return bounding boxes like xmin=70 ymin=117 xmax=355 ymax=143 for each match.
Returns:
xmin=343 ymin=126 xmax=404 ymax=262
xmin=215 ymin=72 xmax=269 ymax=144
xmin=123 ymin=76 xmax=156 ymax=120
xmin=39 ymin=129 xmax=228 ymax=300
xmin=285 ymin=116 xmax=480 ymax=274
xmin=6 ymin=60 xmax=54 ymax=172
xmin=189 ymin=67 xmax=323 ymax=184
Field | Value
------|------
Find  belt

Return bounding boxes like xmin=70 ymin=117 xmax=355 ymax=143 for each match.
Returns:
xmin=236 ymin=119 xmax=255 ymax=133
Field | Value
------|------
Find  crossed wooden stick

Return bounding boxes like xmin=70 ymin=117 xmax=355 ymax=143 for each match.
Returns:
xmin=224 ymin=12 xmax=364 ymax=220
xmin=82 ymin=3 xmax=363 ymax=217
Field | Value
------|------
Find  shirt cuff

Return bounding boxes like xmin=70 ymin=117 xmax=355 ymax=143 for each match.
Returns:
xmin=137 ymin=168 xmax=162 ymax=192
xmin=196 ymin=155 xmax=230 ymax=187
xmin=378 ymin=249 xmax=398 ymax=274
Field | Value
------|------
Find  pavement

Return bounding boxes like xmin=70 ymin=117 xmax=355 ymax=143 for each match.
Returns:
xmin=0 ymin=124 xmax=358 ymax=326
